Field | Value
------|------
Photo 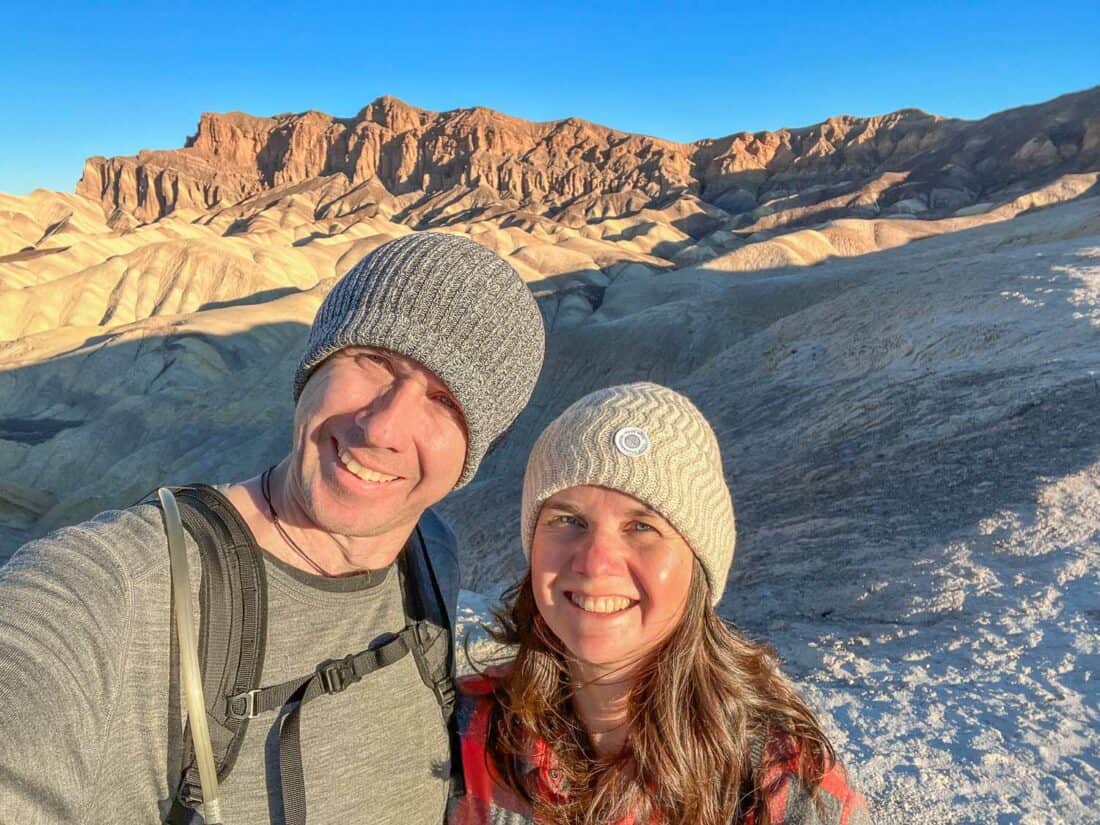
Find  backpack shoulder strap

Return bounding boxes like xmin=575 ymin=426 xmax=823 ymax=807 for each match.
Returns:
xmin=413 ymin=507 xmax=459 ymax=621
xmin=402 ymin=507 xmax=459 ymax=705
xmin=155 ymin=484 xmax=268 ymax=822
xmin=401 ymin=507 xmax=464 ymax=795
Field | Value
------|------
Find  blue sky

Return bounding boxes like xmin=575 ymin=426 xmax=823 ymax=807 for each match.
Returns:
xmin=1 ymin=1 xmax=1097 ymax=195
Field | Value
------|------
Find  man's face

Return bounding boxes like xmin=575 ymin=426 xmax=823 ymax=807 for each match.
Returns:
xmin=289 ymin=346 xmax=467 ymax=543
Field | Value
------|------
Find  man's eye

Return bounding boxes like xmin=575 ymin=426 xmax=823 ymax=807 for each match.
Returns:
xmin=357 ymin=352 xmax=389 ymax=368
xmin=434 ymin=393 xmax=460 ymax=411
xmin=630 ymin=521 xmax=657 ymax=533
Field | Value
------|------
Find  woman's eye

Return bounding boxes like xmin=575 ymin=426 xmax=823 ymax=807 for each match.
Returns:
xmin=549 ymin=514 xmax=584 ymax=528
xmin=630 ymin=521 xmax=657 ymax=534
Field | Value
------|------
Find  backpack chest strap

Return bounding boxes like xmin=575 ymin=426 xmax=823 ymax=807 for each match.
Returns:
xmin=225 ymin=624 xmax=418 ymax=720
xmin=220 ymin=624 xmax=418 ymax=825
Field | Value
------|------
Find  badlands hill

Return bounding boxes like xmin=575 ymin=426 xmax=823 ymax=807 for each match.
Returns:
xmin=1 ymin=89 xmax=1099 ymax=823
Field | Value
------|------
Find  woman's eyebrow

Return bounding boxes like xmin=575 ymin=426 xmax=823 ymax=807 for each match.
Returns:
xmin=543 ymin=501 xmax=583 ymax=516
xmin=625 ymin=505 xmax=659 ymax=518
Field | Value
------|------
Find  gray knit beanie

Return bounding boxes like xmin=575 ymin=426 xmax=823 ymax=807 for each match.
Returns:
xmin=521 ymin=382 xmax=736 ymax=604
xmin=295 ymin=232 xmax=545 ymax=488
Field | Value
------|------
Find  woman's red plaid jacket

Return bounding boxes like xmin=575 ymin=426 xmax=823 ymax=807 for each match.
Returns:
xmin=447 ymin=673 xmax=872 ymax=825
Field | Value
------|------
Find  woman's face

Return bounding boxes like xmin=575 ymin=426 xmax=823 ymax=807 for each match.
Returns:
xmin=530 ymin=485 xmax=696 ymax=679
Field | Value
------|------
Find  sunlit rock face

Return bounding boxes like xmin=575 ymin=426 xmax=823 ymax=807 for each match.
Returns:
xmin=77 ymin=88 xmax=1100 ymax=229
xmin=2 ymin=88 xmax=1099 ymax=824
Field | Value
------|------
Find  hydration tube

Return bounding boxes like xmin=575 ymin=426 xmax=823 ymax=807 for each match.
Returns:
xmin=159 ymin=488 xmax=225 ymax=824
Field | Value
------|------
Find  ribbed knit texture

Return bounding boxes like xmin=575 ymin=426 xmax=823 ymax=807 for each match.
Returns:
xmin=521 ymin=382 xmax=736 ymax=603
xmin=294 ymin=232 xmax=545 ymax=488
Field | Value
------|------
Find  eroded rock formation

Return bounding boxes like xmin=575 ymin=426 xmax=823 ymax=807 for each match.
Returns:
xmin=78 ymin=88 xmax=1100 ymax=229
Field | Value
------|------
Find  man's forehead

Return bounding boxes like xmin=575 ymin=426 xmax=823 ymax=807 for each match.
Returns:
xmin=340 ymin=345 xmax=452 ymax=392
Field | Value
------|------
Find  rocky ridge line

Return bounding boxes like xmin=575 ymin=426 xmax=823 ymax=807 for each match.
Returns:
xmin=78 ymin=88 xmax=1100 ymax=228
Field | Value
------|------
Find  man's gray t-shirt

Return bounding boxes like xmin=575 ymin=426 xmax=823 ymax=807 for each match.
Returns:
xmin=0 ymin=500 xmax=450 ymax=824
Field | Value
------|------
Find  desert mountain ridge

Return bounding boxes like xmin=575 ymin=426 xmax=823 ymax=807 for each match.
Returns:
xmin=76 ymin=86 xmax=1100 ymax=230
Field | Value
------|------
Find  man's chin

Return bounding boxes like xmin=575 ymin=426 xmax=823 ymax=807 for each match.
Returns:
xmin=299 ymin=484 xmax=406 ymax=537
xmin=311 ymin=507 xmax=411 ymax=542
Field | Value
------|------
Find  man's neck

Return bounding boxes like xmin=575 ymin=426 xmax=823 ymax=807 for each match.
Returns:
xmin=226 ymin=462 xmax=408 ymax=577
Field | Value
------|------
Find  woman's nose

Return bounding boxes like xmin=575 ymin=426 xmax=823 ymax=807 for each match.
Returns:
xmin=571 ymin=530 xmax=623 ymax=577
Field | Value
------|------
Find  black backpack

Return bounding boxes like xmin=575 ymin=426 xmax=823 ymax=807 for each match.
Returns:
xmin=154 ymin=485 xmax=462 ymax=825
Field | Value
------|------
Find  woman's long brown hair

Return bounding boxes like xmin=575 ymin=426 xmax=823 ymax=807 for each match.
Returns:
xmin=484 ymin=563 xmax=836 ymax=825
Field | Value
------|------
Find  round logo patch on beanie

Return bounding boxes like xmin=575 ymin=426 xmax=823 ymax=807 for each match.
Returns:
xmin=613 ymin=426 xmax=650 ymax=457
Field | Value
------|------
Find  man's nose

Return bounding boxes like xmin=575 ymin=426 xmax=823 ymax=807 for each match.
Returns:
xmin=354 ymin=379 xmax=421 ymax=450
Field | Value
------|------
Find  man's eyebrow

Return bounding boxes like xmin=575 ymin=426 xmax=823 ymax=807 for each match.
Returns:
xmin=429 ymin=376 xmax=459 ymax=399
xmin=625 ymin=505 xmax=660 ymax=519
xmin=346 ymin=347 xmax=455 ymax=395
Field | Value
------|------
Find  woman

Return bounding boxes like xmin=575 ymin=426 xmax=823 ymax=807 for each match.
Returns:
xmin=450 ymin=383 xmax=870 ymax=825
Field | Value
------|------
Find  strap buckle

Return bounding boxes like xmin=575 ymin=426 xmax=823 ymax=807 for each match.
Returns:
xmin=177 ymin=778 xmax=203 ymax=806
xmin=319 ymin=654 xmax=356 ymax=694
xmin=226 ymin=688 xmax=261 ymax=720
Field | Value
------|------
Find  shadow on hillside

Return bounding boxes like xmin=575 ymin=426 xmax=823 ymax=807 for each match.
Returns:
xmin=0 ymin=246 xmax=71 ymax=264
xmin=0 ymin=320 xmax=309 ymax=562
xmin=729 ymin=176 xmax=1100 ymax=238
xmin=198 ymin=287 xmax=302 ymax=312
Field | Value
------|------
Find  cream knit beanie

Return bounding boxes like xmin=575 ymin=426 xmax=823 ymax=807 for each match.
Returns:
xmin=521 ymin=382 xmax=736 ymax=604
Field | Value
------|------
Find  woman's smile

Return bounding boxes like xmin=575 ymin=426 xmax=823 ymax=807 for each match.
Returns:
xmin=564 ymin=590 xmax=639 ymax=615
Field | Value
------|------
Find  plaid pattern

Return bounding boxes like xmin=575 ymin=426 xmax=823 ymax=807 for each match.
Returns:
xmin=448 ymin=675 xmax=872 ymax=825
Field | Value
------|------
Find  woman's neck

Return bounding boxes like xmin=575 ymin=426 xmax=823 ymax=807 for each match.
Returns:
xmin=569 ymin=663 xmax=634 ymax=758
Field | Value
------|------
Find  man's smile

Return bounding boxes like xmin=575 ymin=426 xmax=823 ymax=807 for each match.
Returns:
xmin=333 ymin=439 xmax=404 ymax=485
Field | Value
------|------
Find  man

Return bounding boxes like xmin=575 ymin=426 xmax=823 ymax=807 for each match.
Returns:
xmin=0 ymin=232 xmax=545 ymax=824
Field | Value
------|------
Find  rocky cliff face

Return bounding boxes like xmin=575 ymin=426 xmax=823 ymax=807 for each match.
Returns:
xmin=77 ymin=88 xmax=1100 ymax=227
